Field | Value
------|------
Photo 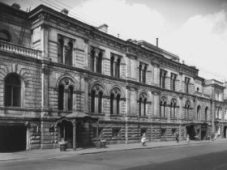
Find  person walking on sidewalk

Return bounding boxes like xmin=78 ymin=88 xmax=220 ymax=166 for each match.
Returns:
xmin=175 ymin=132 xmax=179 ymax=143
xmin=186 ymin=134 xmax=190 ymax=144
xmin=141 ymin=133 xmax=147 ymax=146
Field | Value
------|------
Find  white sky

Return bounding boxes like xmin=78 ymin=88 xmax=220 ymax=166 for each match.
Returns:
xmin=2 ymin=0 xmax=227 ymax=81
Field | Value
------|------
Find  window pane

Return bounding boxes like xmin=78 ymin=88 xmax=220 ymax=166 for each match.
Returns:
xmin=65 ymin=42 xmax=73 ymax=66
xmin=58 ymin=85 xmax=64 ymax=110
xmin=4 ymin=74 xmax=21 ymax=107
xmin=13 ymin=87 xmax=20 ymax=106
xmin=68 ymin=86 xmax=73 ymax=111
xmin=91 ymin=90 xmax=95 ymax=112
xmin=4 ymin=85 xmax=11 ymax=106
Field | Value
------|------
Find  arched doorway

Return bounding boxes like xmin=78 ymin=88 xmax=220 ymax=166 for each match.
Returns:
xmin=57 ymin=120 xmax=73 ymax=148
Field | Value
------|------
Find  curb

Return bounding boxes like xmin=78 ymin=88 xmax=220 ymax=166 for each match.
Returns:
xmin=0 ymin=140 xmax=225 ymax=162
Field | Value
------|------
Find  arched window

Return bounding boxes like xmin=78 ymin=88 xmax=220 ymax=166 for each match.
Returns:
xmin=91 ymin=85 xmax=104 ymax=114
xmin=160 ymin=97 xmax=167 ymax=118
xmin=139 ymin=93 xmax=147 ymax=116
xmin=98 ymin=91 xmax=103 ymax=113
xmin=68 ymin=86 xmax=74 ymax=111
xmin=58 ymin=78 xmax=74 ymax=111
xmin=185 ymin=100 xmax=190 ymax=120
xmin=170 ymin=99 xmax=177 ymax=118
xmin=205 ymin=107 xmax=208 ymax=121
xmin=197 ymin=105 xmax=201 ymax=120
xmin=110 ymin=88 xmax=121 ymax=115
xmin=58 ymin=85 xmax=64 ymax=110
xmin=4 ymin=73 xmax=21 ymax=107
xmin=91 ymin=90 xmax=96 ymax=112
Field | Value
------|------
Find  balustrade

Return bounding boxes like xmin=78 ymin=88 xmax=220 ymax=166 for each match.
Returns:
xmin=0 ymin=40 xmax=42 ymax=59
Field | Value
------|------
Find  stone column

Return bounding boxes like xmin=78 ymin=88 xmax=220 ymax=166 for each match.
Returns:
xmin=64 ymin=84 xmax=69 ymax=111
xmin=72 ymin=120 xmax=76 ymax=150
xmin=152 ymin=91 xmax=160 ymax=117
xmin=40 ymin=24 xmax=49 ymax=59
xmin=94 ymin=48 xmax=100 ymax=73
xmin=153 ymin=64 xmax=160 ymax=86
xmin=178 ymin=95 xmax=183 ymax=141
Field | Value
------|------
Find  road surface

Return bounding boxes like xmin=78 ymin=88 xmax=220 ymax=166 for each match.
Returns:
xmin=1 ymin=142 xmax=227 ymax=170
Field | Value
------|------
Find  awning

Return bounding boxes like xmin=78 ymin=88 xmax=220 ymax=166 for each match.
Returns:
xmin=66 ymin=112 xmax=90 ymax=119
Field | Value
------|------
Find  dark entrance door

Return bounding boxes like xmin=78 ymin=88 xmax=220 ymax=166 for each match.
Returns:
xmin=0 ymin=125 xmax=26 ymax=152
xmin=58 ymin=120 xmax=73 ymax=148
xmin=201 ymin=124 xmax=207 ymax=140
xmin=186 ymin=125 xmax=196 ymax=140
xmin=224 ymin=126 xmax=227 ymax=138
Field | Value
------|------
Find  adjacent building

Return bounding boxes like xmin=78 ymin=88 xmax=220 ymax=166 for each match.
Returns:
xmin=0 ymin=2 xmax=227 ymax=152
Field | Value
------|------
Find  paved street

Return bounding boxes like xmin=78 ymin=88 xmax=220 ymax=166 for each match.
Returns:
xmin=1 ymin=141 xmax=227 ymax=170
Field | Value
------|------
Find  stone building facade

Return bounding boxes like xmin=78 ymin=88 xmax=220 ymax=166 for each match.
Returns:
xmin=0 ymin=2 xmax=227 ymax=151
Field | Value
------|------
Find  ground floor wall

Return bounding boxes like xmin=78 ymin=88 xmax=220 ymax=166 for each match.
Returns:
xmin=0 ymin=117 xmax=218 ymax=152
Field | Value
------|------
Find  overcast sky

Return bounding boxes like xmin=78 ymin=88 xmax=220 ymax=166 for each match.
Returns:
xmin=2 ymin=0 xmax=227 ymax=81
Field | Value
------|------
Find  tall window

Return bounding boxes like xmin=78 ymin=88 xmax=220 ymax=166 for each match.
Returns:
xmin=90 ymin=85 xmax=103 ymax=114
xmin=58 ymin=37 xmax=64 ymax=64
xmin=139 ymin=62 xmax=147 ymax=83
xmin=57 ymin=35 xmax=73 ymax=66
xmin=170 ymin=99 xmax=177 ymax=118
xmin=110 ymin=54 xmax=121 ymax=78
xmin=170 ymin=73 xmax=177 ymax=91
xmin=197 ymin=105 xmax=201 ymax=120
xmin=110 ymin=88 xmax=121 ymax=115
xmin=58 ymin=78 xmax=74 ymax=111
xmin=160 ymin=69 xmax=167 ymax=88
xmin=216 ymin=107 xmax=222 ymax=119
xmin=185 ymin=77 xmax=190 ymax=93
xmin=205 ymin=107 xmax=208 ymax=121
xmin=4 ymin=73 xmax=21 ymax=107
xmin=90 ymin=47 xmax=103 ymax=73
xmin=185 ymin=100 xmax=190 ymax=120
xmin=65 ymin=41 xmax=73 ymax=66
xmin=160 ymin=97 xmax=167 ymax=118
xmin=138 ymin=93 xmax=147 ymax=116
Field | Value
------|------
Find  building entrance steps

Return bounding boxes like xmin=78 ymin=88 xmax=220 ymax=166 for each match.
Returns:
xmin=0 ymin=138 xmax=226 ymax=162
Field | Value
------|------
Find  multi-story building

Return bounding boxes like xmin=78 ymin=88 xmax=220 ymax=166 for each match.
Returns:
xmin=0 ymin=2 xmax=226 ymax=152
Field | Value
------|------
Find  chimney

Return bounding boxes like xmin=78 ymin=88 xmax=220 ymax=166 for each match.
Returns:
xmin=156 ymin=38 xmax=159 ymax=47
xmin=11 ymin=3 xmax=21 ymax=10
xmin=61 ymin=8 xmax=69 ymax=15
xmin=97 ymin=24 xmax=108 ymax=33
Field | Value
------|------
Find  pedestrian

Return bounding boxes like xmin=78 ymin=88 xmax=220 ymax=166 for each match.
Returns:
xmin=141 ymin=133 xmax=146 ymax=146
xmin=186 ymin=134 xmax=190 ymax=144
xmin=175 ymin=132 xmax=179 ymax=143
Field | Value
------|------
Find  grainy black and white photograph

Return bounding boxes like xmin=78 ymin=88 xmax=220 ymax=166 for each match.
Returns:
xmin=0 ymin=0 xmax=227 ymax=169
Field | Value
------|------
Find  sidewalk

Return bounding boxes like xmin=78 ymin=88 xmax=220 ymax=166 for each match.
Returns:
xmin=0 ymin=138 xmax=226 ymax=162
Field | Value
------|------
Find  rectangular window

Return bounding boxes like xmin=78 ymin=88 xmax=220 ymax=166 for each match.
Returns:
xmin=112 ymin=128 xmax=121 ymax=138
xmin=139 ymin=62 xmax=147 ymax=83
xmin=93 ymin=127 xmax=103 ymax=138
xmin=57 ymin=35 xmax=73 ymax=66
xmin=170 ymin=73 xmax=177 ymax=91
xmin=185 ymin=77 xmax=190 ymax=93
xmin=160 ymin=69 xmax=167 ymax=88
xmin=110 ymin=53 xmax=121 ymax=78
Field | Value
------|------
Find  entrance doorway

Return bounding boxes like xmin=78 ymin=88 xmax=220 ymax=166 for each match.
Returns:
xmin=58 ymin=120 xmax=73 ymax=148
xmin=186 ymin=125 xmax=196 ymax=140
xmin=224 ymin=126 xmax=227 ymax=138
xmin=0 ymin=125 xmax=26 ymax=152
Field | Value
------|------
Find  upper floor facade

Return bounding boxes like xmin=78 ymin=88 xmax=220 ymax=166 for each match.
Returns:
xmin=1 ymin=2 xmax=227 ymax=123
